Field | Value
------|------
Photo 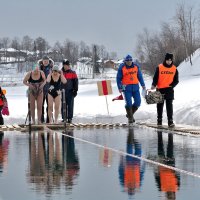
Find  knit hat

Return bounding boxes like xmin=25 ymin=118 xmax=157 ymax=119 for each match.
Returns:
xmin=42 ymin=55 xmax=49 ymax=60
xmin=165 ymin=53 xmax=173 ymax=60
xmin=63 ymin=59 xmax=70 ymax=65
xmin=52 ymin=65 xmax=59 ymax=71
xmin=124 ymin=55 xmax=133 ymax=62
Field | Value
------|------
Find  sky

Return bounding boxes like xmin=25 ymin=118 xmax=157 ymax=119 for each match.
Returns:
xmin=2 ymin=47 xmax=200 ymax=127
xmin=0 ymin=0 xmax=200 ymax=57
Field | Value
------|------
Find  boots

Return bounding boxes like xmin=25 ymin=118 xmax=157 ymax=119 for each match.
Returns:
xmin=132 ymin=106 xmax=138 ymax=122
xmin=126 ymin=106 xmax=138 ymax=122
xmin=0 ymin=116 xmax=4 ymax=125
xmin=157 ymin=118 xmax=162 ymax=126
xmin=168 ymin=119 xmax=175 ymax=128
xmin=125 ymin=107 xmax=133 ymax=124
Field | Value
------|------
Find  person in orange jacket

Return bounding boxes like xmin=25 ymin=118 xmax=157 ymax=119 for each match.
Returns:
xmin=151 ymin=53 xmax=179 ymax=127
xmin=154 ymin=131 xmax=180 ymax=199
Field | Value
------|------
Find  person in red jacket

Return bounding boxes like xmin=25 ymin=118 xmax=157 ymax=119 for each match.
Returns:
xmin=0 ymin=87 xmax=8 ymax=125
xmin=61 ymin=59 xmax=78 ymax=123
xmin=151 ymin=53 xmax=179 ymax=127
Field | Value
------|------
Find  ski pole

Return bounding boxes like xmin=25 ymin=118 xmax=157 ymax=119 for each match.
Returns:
xmin=62 ymin=89 xmax=67 ymax=131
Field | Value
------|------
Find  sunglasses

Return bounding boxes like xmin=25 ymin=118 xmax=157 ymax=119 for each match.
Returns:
xmin=125 ymin=59 xmax=132 ymax=61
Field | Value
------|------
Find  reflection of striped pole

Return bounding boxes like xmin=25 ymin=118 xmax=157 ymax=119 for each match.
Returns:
xmin=28 ymin=91 xmax=31 ymax=133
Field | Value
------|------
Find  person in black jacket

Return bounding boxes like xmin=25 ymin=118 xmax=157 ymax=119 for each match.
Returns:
xmin=151 ymin=53 xmax=179 ymax=127
xmin=61 ymin=59 xmax=78 ymax=123
xmin=38 ymin=55 xmax=54 ymax=123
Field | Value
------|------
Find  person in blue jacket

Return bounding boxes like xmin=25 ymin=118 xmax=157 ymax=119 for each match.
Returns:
xmin=117 ymin=55 xmax=146 ymax=124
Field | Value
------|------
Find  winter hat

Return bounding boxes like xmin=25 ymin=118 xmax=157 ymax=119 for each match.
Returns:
xmin=63 ymin=59 xmax=70 ymax=65
xmin=52 ymin=65 xmax=59 ymax=71
xmin=42 ymin=55 xmax=49 ymax=60
xmin=165 ymin=53 xmax=173 ymax=60
xmin=124 ymin=54 xmax=133 ymax=62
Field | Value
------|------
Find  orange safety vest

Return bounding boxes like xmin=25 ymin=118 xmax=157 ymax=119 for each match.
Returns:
xmin=157 ymin=64 xmax=176 ymax=89
xmin=159 ymin=167 xmax=178 ymax=192
xmin=122 ymin=65 xmax=139 ymax=85
xmin=124 ymin=164 xmax=140 ymax=190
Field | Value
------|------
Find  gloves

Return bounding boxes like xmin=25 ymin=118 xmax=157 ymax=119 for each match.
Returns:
xmin=73 ymin=90 xmax=77 ymax=97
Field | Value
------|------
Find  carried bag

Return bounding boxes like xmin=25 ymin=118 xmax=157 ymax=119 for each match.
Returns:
xmin=145 ymin=90 xmax=164 ymax=104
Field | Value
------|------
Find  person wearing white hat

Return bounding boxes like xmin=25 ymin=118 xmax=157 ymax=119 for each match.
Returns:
xmin=46 ymin=65 xmax=67 ymax=124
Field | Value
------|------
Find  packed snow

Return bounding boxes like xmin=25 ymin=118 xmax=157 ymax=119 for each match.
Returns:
xmin=2 ymin=49 xmax=200 ymax=127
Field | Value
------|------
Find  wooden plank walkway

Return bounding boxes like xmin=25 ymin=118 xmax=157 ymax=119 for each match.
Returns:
xmin=0 ymin=122 xmax=200 ymax=135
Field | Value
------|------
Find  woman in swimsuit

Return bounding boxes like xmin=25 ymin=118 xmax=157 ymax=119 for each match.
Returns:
xmin=23 ymin=64 xmax=46 ymax=124
xmin=46 ymin=65 xmax=67 ymax=124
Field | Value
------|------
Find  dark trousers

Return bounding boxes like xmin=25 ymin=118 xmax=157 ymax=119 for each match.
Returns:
xmin=157 ymin=99 xmax=173 ymax=121
xmin=0 ymin=106 xmax=4 ymax=125
xmin=41 ymin=94 xmax=49 ymax=123
xmin=61 ymin=90 xmax=74 ymax=120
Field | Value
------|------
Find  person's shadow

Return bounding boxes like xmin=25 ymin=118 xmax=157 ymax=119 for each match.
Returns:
xmin=154 ymin=131 xmax=180 ymax=200
xmin=118 ymin=128 xmax=145 ymax=196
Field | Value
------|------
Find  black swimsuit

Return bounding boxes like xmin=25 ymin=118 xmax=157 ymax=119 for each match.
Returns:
xmin=48 ymin=75 xmax=61 ymax=99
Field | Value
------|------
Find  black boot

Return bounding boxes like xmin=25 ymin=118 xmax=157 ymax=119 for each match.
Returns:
xmin=132 ymin=106 xmax=138 ymax=122
xmin=157 ymin=118 xmax=162 ymax=126
xmin=168 ymin=119 xmax=175 ymax=128
xmin=0 ymin=117 xmax=4 ymax=125
xmin=125 ymin=107 xmax=133 ymax=124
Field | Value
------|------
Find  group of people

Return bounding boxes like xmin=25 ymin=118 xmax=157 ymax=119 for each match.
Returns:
xmin=117 ymin=53 xmax=179 ymax=127
xmin=23 ymin=56 xmax=78 ymax=124
xmin=1 ymin=52 xmax=178 ymax=126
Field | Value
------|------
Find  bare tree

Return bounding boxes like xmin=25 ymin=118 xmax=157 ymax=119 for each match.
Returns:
xmin=35 ymin=37 xmax=50 ymax=58
xmin=174 ymin=3 xmax=197 ymax=65
xmin=1 ymin=37 xmax=11 ymax=62
xmin=79 ymin=41 xmax=92 ymax=58
xmin=63 ymin=39 xmax=79 ymax=65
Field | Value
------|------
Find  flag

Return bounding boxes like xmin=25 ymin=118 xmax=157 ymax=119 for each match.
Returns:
xmin=112 ymin=94 xmax=124 ymax=101
xmin=97 ymin=80 xmax=113 ymax=96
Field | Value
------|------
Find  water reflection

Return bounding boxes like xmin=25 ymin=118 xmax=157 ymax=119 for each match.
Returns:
xmin=62 ymin=131 xmax=80 ymax=190
xmin=118 ymin=128 xmax=145 ymax=196
xmin=0 ymin=131 xmax=9 ymax=174
xmin=154 ymin=131 xmax=180 ymax=200
xmin=27 ymin=130 xmax=79 ymax=193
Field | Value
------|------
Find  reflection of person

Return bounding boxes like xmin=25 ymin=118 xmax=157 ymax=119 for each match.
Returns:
xmin=116 ymin=55 xmax=146 ymax=124
xmin=61 ymin=59 xmax=78 ymax=123
xmin=46 ymin=65 xmax=67 ymax=123
xmin=62 ymin=130 xmax=80 ymax=189
xmin=154 ymin=131 xmax=180 ymax=199
xmin=38 ymin=56 xmax=54 ymax=123
xmin=151 ymin=53 xmax=179 ymax=127
xmin=0 ymin=131 xmax=9 ymax=173
xmin=28 ymin=131 xmax=64 ymax=191
xmin=118 ymin=128 xmax=145 ymax=196
xmin=23 ymin=64 xmax=46 ymax=124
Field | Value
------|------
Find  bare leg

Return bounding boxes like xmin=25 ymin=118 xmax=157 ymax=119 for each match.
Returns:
xmin=48 ymin=94 xmax=54 ymax=124
xmin=30 ymin=94 xmax=36 ymax=124
xmin=54 ymin=95 xmax=61 ymax=124
xmin=36 ymin=92 xmax=43 ymax=124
